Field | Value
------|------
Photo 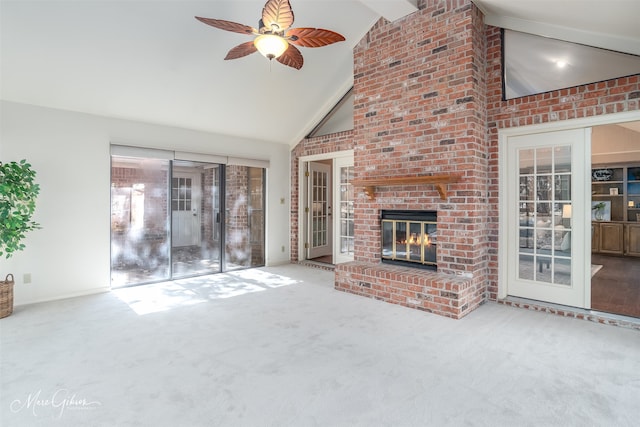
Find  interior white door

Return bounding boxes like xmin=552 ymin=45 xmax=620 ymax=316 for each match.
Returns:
xmin=172 ymin=172 xmax=201 ymax=247
xmin=307 ymin=162 xmax=333 ymax=259
xmin=505 ymin=128 xmax=590 ymax=308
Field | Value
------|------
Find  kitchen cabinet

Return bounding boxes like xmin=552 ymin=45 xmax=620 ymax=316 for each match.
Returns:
xmin=626 ymin=223 xmax=640 ymax=257
xmin=592 ymin=221 xmax=640 ymax=257
xmin=598 ymin=222 xmax=624 ymax=255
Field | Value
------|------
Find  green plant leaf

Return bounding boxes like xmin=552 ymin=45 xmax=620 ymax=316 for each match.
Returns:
xmin=0 ymin=159 xmax=41 ymax=259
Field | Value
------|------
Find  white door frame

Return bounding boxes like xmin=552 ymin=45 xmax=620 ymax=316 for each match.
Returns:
xmin=298 ymin=150 xmax=354 ymax=262
xmin=498 ymin=110 xmax=640 ymax=303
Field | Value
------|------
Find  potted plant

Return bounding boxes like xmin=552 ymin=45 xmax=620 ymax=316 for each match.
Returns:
xmin=0 ymin=160 xmax=41 ymax=318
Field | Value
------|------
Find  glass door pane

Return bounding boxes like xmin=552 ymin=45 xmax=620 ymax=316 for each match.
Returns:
xmin=248 ymin=167 xmax=265 ymax=267
xmin=307 ymin=162 xmax=332 ymax=259
xmin=171 ymin=161 xmax=222 ymax=278
xmin=339 ymin=165 xmax=354 ymax=257
xmin=111 ymin=156 xmax=171 ymax=287
xmin=334 ymin=156 xmax=355 ymax=264
xmin=224 ymin=165 xmax=265 ymax=271
xmin=518 ymin=146 xmax=572 ymax=285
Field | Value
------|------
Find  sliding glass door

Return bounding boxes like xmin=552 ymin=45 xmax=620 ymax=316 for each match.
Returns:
xmin=111 ymin=153 xmax=265 ymax=287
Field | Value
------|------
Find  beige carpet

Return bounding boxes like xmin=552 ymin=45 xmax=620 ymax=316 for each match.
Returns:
xmin=2 ymin=264 xmax=639 ymax=426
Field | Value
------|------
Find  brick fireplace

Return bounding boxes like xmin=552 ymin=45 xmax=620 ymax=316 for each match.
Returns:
xmin=333 ymin=0 xmax=488 ymax=319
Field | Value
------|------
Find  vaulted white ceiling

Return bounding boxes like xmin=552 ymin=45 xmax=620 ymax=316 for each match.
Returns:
xmin=1 ymin=0 xmax=638 ymax=146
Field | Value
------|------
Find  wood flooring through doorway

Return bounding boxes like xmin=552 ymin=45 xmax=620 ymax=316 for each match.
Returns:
xmin=591 ymin=254 xmax=640 ymax=318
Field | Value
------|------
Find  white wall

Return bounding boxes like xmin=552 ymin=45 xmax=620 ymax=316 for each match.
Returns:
xmin=0 ymin=101 xmax=291 ymax=306
xmin=592 ymin=123 xmax=640 ymax=164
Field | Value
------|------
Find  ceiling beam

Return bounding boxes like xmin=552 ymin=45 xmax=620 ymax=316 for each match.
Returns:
xmin=358 ymin=0 xmax=418 ymax=22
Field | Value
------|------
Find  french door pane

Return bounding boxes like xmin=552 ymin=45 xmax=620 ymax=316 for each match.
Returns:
xmin=518 ymin=146 xmax=572 ymax=285
xmin=111 ymin=157 xmax=171 ymax=287
xmin=308 ymin=162 xmax=332 ymax=258
xmin=339 ymin=165 xmax=354 ymax=256
xmin=312 ymin=169 xmax=328 ymax=247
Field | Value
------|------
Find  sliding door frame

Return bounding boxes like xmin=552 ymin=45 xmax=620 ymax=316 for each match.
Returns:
xmin=110 ymin=145 xmax=268 ymax=287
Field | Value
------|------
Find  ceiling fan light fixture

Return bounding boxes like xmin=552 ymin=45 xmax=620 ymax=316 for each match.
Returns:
xmin=196 ymin=0 xmax=344 ymax=69
xmin=254 ymin=34 xmax=289 ymax=60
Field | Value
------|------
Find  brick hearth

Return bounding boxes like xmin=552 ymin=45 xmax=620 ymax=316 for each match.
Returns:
xmin=335 ymin=262 xmax=478 ymax=319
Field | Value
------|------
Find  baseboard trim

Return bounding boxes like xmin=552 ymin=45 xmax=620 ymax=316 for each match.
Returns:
xmin=15 ymin=286 xmax=111 ymax=307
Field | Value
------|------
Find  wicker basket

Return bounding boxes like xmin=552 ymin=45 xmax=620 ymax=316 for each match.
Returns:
xmin=0 ymin=274 xmax=15 ymax=319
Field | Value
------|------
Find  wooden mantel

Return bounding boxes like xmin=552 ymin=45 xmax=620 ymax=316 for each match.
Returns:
xmin=352 ymin=174 xmax=462 ymax=200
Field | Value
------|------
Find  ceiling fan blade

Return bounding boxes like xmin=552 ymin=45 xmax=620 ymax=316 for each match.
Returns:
xmin=224 ymin=41 xmax=258 ymax=60
xmin=195 ymin=16 xmax=256 ymax=35
xmin=276 ymin=44 xmax=303 ymax=70
xmin=262 ymin=0 xmax=294 ymax=32
xmin=287 ymin=28 xmax=345 ymax=48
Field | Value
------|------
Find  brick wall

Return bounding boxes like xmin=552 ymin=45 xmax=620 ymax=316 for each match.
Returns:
xmin=484 ymin=26 xmax=640 ymax=300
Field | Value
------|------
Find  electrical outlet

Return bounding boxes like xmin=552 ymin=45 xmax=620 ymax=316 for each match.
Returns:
xmin=281 ymin=245 xmax=285 ymax=252
xmin=23 ymin=273 xmax=31 ymax=284
xmin=280 ymin=197 xmax=285 ymax=205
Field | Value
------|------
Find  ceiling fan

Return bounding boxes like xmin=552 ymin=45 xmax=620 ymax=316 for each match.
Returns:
xmin=195 ymin=0 xmax=345 ymax=70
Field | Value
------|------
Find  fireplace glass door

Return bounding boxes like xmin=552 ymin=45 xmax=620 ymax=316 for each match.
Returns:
xmin=381 ymin=211 xmax=437 ymax=269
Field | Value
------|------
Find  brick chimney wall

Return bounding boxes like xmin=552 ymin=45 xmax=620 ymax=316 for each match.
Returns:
xmin=352 ymin=0 xmax=488 ymax=273
xmin=334 ymin=0 xmax=489 ymax=318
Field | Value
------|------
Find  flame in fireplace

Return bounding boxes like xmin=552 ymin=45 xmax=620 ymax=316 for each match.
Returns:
xmin=401 ymin=233 xmax=432 ymax=246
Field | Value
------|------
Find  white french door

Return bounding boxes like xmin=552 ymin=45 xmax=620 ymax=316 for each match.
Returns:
xmin=504 ymin=128 xmax=591 ymax=308
xmin=307 ymin=162 xmax=332 ymax=259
